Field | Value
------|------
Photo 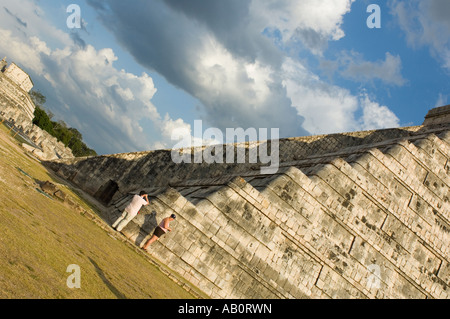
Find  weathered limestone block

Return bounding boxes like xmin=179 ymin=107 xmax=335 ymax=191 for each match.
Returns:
xmin=316 ymin=265 xmax=367 ymax=299
xmin=139 ymin=188 xmax=282 ymax=298
xmin=349 ymin=236 xmax=427 ymax=299
xmin=40 ymin=181 xmax=58 ymax=195
xmin=310 ymin=157 xmax=449 ymax=297
xmin=414 ymin=135 xmax=450 ymax=175
xmin=381 ymin=215 xmax=441 ymax=275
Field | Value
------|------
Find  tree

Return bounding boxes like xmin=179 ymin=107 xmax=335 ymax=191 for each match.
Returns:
xmin=31 ymin=92 xmax=98 ymax=157
xmin=54 ymin=126 xmax=73 ymax=147
xmin=68 ymin=128 xmax=82 ymax=141
xmin=33 ymin=106 xmax=54 ymax=135
xmin=30 ymin=90 xmax=46 ymax=107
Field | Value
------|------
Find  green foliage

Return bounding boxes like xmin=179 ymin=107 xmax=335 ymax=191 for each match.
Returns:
xmin=32 ymin=106 xmax=54 ymax=135
xmin=31 ymin=91 xmax=97 ymax=157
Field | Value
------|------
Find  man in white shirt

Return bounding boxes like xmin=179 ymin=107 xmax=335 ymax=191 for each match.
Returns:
xmin=112 ymin=191 xmax=149 ymax=232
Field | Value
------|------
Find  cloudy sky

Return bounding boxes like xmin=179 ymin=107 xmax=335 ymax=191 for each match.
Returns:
xmin=0 ymin=0 xmax=449 ymax=155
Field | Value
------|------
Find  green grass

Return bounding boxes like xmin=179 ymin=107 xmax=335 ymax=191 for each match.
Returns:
xmin=0 ymin=124 xmax=200 ymax=299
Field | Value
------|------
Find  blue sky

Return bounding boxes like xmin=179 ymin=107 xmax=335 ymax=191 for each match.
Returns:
xmin=0 ymin=0 xmax=449 ymax=155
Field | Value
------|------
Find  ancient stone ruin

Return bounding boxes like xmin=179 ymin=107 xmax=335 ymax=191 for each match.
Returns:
xmin=0 ymin=58 xmax=73 ymax=161
xmin=46 ymin=105 xmax=450 ymax=299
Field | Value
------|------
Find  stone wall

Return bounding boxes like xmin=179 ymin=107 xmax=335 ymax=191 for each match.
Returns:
xmin=0 ymin=71 xmax=35 ymax=121
xmin=3 ymin=62 xmax=34 ymax=94
xmin=424 ymin=105 xmax=450 ymax=126
xmin=46 ymin=106 xmax=450 ymax=299
xmin=0 ymin=71 xmax=73 ymax=161
xmin=48 ymin=124 xmax=427 ymax=201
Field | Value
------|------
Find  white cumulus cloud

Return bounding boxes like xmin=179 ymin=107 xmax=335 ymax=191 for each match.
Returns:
xmin=0 ymin=26 xmax=190 ymax=154
xmin=339 ymin=51 xmax=407 ymax=87
xmin=390 ymin=0 xmax=450 ymax=70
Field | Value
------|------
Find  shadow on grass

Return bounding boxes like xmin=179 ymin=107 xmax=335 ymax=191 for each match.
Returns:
xmin=88 ymin=257 xmax=127 ymax=299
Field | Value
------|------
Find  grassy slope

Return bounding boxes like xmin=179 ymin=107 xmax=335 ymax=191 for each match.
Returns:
xmin=0 ymin=124 xmax=198 ymax=299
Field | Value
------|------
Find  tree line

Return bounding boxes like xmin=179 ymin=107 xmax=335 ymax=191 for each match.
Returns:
xmin=30 ymin=90 xmax=97 ymax=157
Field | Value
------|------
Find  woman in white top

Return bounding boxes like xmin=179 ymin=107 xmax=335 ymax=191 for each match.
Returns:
xmin=142 ymin=214 xmax=176 ymax=250
xmin=112 ymin=191 xmax=149 ymax=232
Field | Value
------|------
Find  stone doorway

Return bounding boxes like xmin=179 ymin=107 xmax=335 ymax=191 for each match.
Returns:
xmin=94 ymin=180 xmax=119 ymax=205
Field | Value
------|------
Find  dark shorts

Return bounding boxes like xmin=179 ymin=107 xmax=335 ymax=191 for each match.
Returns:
xmin=153 ymin=226 xmax=166 ymax=238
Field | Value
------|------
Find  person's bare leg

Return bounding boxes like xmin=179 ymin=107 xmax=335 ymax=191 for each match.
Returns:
xmin=142 ymin=235 xmax=158 ymax=250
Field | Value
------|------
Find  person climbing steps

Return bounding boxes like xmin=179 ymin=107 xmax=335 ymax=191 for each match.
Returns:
xmin=112 ymin=191 xmax=149 ymax=232
xmin=141 ymin=214 xmax=176 ymax=250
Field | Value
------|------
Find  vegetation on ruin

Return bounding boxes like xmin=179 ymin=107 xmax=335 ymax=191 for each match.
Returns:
xmin=30 ymin=90 xmax=97 ymax=157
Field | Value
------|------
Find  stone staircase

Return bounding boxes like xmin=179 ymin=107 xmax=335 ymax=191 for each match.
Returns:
xmin=46 ymin=106 xmax=450 ymax=299
xmin=0 ymin=73 xmax=35 ymax=121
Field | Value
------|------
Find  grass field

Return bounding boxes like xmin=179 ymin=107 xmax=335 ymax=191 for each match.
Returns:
xmin=0 ymin=123 xmax=202 ymax=299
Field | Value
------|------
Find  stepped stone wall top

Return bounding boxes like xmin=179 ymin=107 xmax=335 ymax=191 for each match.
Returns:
xmin=424 ymin=105 xmax=450 ymax=126
xmin=3 ymin=62 xmax=34 ymax=93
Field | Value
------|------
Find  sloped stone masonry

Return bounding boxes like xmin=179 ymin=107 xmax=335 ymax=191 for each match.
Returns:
xmin=46 ymin=105 xmax=450 ymax=299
